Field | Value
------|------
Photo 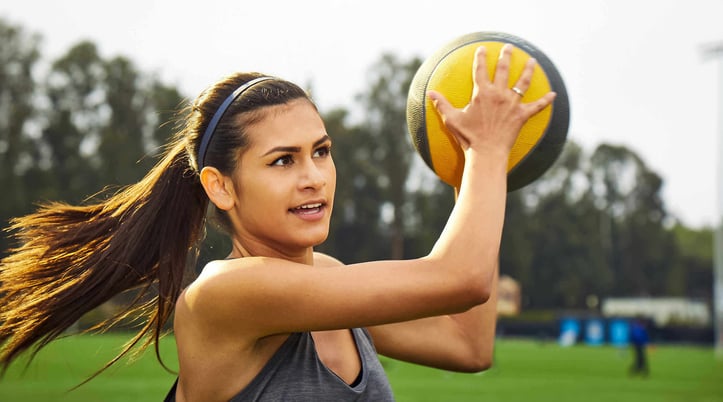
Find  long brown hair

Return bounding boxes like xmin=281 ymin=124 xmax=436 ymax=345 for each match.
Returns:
xmin=0 ymin=72 xmax=312 ymax=379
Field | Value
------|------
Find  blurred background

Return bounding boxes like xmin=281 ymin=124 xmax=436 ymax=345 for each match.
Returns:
xmin=0 ymin=1 xmax=722 ymax=401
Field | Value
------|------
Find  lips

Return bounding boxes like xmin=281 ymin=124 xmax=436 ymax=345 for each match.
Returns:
xmin=290 ymin=202 xmax=325 ymax=215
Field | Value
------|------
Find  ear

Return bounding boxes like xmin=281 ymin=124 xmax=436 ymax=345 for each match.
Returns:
xmin=199 ymin=167 xmax=235 ymax=211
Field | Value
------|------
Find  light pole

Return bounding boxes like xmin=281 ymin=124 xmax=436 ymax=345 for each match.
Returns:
xmin=702 ymin=42 xmax=723 ymax=357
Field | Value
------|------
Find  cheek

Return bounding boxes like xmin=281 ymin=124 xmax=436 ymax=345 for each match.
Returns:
xmin=236 ymin=182 xmax=288 ymax=234
xmin=235 ymin=169 xmax=283 ymax=211
xmin=241 ymin=177 xmax=285 ymax=207
xmin=327 ymin=160 xmax=337 ymax=193
xmin=329 ymin=159 xmax=337 ymax=179
xmin=328 ymin=155 xmax=337 ymax=178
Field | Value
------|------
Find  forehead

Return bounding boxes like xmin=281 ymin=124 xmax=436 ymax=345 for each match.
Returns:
xmin=243 ymin=99 xmax=326 ymax=150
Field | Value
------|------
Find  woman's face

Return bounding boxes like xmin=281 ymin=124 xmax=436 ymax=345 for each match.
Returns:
xmin=229 ymin=99 xmax=336 ymax=257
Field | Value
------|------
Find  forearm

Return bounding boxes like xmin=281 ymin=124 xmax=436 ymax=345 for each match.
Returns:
xmin=427 ymin=151 xmax=508 ymax=292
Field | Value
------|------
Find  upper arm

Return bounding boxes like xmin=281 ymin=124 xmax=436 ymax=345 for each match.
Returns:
xmin=183 ymin=252 xmax=487 ymax=340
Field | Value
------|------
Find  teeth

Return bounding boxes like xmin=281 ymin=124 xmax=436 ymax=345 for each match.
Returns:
xmin=297 ymin=203 xmax=322 ymax=209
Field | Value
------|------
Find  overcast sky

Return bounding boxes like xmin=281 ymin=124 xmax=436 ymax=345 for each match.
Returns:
xmin=2 ymin=0 xmax=722 ymax=228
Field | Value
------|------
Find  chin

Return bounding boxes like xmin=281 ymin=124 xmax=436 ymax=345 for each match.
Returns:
xmin=313 ymin=235 xmax=330 ymax=247
xmin=309 ymin=232 xmax=330 ymax=247
xmin=299 ymin=229 xmax=330 ymax=248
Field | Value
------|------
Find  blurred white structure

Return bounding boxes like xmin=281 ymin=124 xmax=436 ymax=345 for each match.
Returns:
xmin=601 ymin=297 xmax=711 ymax=327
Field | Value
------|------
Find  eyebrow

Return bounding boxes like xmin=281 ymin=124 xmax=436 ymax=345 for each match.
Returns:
xmin=262 ymin=135 xmax=331 ymax=156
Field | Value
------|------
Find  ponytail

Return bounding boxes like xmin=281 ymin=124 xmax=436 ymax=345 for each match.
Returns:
xmin=0 ymin=131 xmax=208 ymax=377
xmin=0 ymin=71 xmax=313 ymax=383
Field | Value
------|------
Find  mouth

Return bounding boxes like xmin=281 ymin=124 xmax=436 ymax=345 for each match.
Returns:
xmin=289 ymin=202 xmax=326 ymax=216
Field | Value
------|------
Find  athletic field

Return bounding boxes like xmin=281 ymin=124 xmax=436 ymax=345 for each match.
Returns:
xmin=0 ymin=334 xmax=720 ymax=401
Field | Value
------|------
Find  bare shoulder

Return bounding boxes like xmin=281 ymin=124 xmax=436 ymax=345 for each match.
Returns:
xmin=179 ymin=257 xmax=274 ymax=324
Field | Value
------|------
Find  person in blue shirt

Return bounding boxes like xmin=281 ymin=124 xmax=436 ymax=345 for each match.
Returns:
xmin=629 ymin=317 xmax=650 ymax=377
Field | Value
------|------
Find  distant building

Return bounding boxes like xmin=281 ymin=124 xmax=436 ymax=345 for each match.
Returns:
xmin=497 ymin=275 xmax=521 ymax=316
xmin=601 ymin=297 xmax=711 ymax=327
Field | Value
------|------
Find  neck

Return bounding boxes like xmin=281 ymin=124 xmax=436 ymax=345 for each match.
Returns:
xmin=228 ymin=238 xmax=314 ymax=265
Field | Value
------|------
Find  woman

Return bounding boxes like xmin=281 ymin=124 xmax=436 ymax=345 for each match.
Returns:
xmin=0 ymin=45 xmax=554 ymax=401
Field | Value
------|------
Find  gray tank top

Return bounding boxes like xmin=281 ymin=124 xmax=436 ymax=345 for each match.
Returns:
xmin=164 ymin=328 xmax=395 ymax=401
xmin=231 ymin=328 xmax=395 ymax=401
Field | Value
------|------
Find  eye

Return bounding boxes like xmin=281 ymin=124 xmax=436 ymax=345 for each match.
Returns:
xmin=314 ymin=145 xmax=331 ymax=158
xmin=270 ymin=154 xmax=294 ymax=167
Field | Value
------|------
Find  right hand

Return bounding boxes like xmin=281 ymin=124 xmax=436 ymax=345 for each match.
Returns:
xmin=427 ymin=44 xmax=556 ymax=158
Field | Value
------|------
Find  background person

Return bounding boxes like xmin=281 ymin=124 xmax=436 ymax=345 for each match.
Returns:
xmin=629 ymin=317 xmax=651 ymax=377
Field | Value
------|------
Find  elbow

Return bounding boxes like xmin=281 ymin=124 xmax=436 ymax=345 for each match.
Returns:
xmin=468 ymin=360 xmax=493 ymax=373
xmin=427 ymin=253 xmax=496 ymax=307
xmin=474 ymin=282 xmax=493 ymax=305
xmin=456 ymin=257 xmax=496 ymax=307
xmin=444 ymin=326 xmax=497 ymax=373
xmin=470 ymin=352 xmax=494 ymax=372
xmin=462 ymin=361 xmax=493 ymax=374
xmin=459 ymin=343 xmax=495 ymax=373
xmin=454 ymin=350 xmax=494 ymax=373
xmin=460 ymin=272 xmax=493 ymax=307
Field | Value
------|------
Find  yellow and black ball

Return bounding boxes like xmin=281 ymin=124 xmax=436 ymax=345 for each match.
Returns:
xmin=406 ymin=31 xmax=570 ymax=191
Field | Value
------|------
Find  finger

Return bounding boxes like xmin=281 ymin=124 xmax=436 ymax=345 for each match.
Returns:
xmin=427 ymin=90 xmax=455 ymax=120
xmin=428 ymin=90 xmax=468 ymax=147
xmin=512 ymin=57 xmax=537 ymax=95
xmin=493 ymin=44 xmax=513 ymax=87
xmin=472 ymin=46 xmax=489 ymax=86
xmin=523 ymin=92 xmax=557 ymax=117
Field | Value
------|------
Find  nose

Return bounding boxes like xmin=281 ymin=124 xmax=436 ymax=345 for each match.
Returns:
xmin=299 ymin=159 xmax=326 ymax=190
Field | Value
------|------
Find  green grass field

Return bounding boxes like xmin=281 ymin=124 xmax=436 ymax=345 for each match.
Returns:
xmin=0 ymin=334 xmax=721 ymax=402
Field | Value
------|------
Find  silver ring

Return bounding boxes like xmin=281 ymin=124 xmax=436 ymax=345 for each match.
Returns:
xmin=511 ymin=87 xmax=525 ymax=97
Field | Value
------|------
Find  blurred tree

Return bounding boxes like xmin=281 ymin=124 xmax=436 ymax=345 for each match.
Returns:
xmin=40 ymin=40 xmax=186 ymax=200
xmin=98 ymin=56 xmax=149 ymax=184
xmin=0 ymin=18 xmax=41 ymax=253
xmin=354 ymin=53 xmax=422 ymax=260
xmin=670 ymin=224 xmax=714 ymax=301
xmin=402 ymin=173 xmax=454 ymax=259
xmin=589 ymin=143 xmax=675 ymax=297
xmin=41 ymin=41 xmax=106 ymax=202
xmin=0 ymin=18 xmax=40 ymax=182
xmin=499 ymin=189 xmax=534 ymax=302
xmin=318 ymin=53 xmax=455 ymax=263
xmin=502 ymin=141 xmax=610 ymax=309
xmin=147 ymin=80 xmax=185 ymax=151
xmin=0 ymin=18 xmax=714 ymax=314
xmin=99 ymin=57 xmax=186 ymax=189
xmin=316 ymin=108 xmax=388 ymax=263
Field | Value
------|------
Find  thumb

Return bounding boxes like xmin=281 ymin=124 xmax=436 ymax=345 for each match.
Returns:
xmin=427 ymin=90 xmax=469 ymax=149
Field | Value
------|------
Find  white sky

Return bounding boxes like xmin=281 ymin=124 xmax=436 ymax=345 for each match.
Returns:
xmin=2 ymin=0 xmax=722 ymax=228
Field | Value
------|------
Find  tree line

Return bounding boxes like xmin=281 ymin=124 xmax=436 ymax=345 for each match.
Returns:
xmin=0 ymin=18 xmax=713 ymax=314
